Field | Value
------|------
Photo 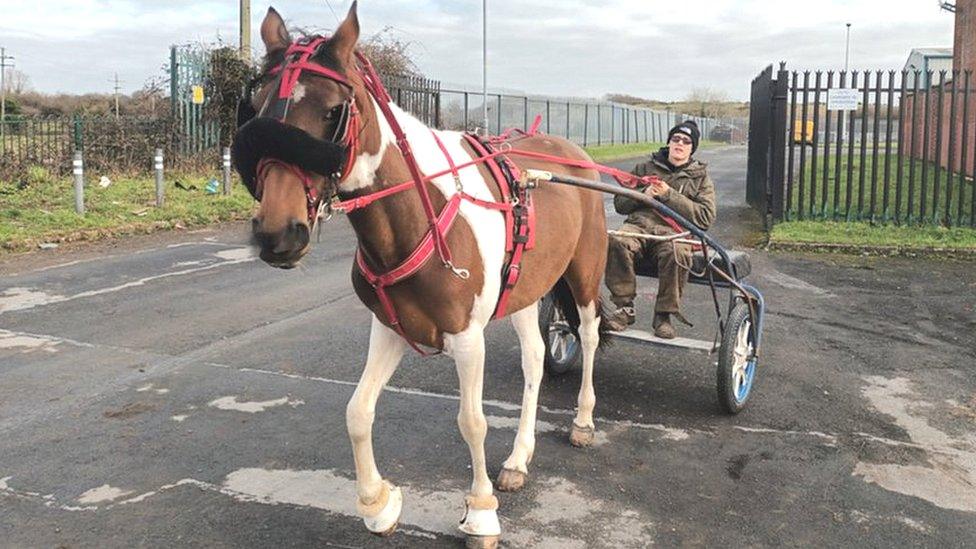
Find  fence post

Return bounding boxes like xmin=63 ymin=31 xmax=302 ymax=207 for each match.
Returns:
xmin=154 ymin=148 xmax=165 ymax=208
xmin=72 ymin=149 xmax=85 ymax=215
xmin=770 ymin=63 xmax=790 ymax=224
xmin=73 ymin=115 xmax=83 ymax=149
xmin=222 ymin=147 xmax=232 ymax=195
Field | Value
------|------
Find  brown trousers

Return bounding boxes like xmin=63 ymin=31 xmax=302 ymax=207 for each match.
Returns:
xmin=605 ymin=223 xmax=692 ymax=314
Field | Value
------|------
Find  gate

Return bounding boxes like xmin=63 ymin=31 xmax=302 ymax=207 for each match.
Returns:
xmin=746 ymin=63 xmax=788 ymax=227
xmin=169 ymin=45 xmax=220 ymax=155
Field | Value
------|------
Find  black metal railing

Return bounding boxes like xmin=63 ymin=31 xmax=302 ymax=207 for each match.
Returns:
xmin=775 ymin=67 xmax=975 ymax=227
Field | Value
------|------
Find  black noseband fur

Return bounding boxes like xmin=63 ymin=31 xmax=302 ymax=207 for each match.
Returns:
xmin=231 ymin=117 xmax=346 ymax=198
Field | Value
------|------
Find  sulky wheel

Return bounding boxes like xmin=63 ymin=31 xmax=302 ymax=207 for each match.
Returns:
xmin=538 ymin=293 xmax=582 ymax=376
xmin=716 ymin=301 xmax=758 ymax=414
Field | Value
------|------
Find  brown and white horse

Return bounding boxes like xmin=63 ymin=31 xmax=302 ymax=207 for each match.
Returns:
xmin=242 ymin=4 xmax=608 ymax=546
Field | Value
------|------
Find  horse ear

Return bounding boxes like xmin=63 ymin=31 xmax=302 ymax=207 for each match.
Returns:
xmin=260 ymin=7 xmax=291 ymax=53
xmin=330 ymin=1 xmax=360 ymax=63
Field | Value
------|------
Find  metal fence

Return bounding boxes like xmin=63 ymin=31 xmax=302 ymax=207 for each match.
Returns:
xmin=749 ymin=63 xmax=976 ymax=227
xmin=438 ymin=88 xmax=720 ymax=147
xmin=1 ymin=74 xmax=732 ymax=183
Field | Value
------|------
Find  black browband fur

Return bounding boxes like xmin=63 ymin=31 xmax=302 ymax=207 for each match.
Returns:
xmin=231 ymin=117 xmax=345 ymax=199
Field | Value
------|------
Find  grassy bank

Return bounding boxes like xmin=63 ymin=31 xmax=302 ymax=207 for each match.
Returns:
xmin=0 ymin=168 xmax=255 ymax=254
xmin=582 ymin=140 xmax=721 ymax=163
xmin=786 ymin=152 xmax=975 ymax=225
xmin=770 ymin=220 xmax=976 ymax=251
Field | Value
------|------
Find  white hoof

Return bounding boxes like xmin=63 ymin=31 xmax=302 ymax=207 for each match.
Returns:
xmin=459 ymin=495 xmax=501 ymax=537
xmin=361 ymin=483 xmax=402 ymax=536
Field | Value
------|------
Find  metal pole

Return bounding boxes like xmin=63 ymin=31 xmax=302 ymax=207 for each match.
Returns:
xmin=0 ymin=47 xmax=13 ymax=150
xmin=844 ymin=23 xmax=851 ymax=72
xmin=482 ymin=0 xmax=488 ymax=133
xmin=240 ymin=0 xmax=251 ymax=60
xmin=73 ymin=150 xmax=85 ymax=215
xmin=154 ymin=148 xmax=164 ymax=207
xmin=222 ymin=147 xmax=232 ymax=195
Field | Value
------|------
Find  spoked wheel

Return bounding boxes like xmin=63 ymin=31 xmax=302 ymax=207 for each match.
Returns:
xmin=717 ymin=301 xmax=758 ymax=414
xmin=538 ymin=293 xmax=582 ymax=376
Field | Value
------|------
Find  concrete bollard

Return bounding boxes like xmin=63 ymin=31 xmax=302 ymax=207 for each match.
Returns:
xmin=72 ymin=150 xmax=85 ymax=215
xmin=154 ymin=148 xmax=164 ymax=208
xmin=222 ymin=147 xmax=232 ymax=195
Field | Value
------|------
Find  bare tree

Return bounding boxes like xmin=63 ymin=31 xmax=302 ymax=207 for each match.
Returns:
xmin=4 ymin=69 xmax=32 ymax=95
xmin=685 ymin=87 xmax=730 ymax=118
xmin=358 ymin=27 xmax=420 ymax=76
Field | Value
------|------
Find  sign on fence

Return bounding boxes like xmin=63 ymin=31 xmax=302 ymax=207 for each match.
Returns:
xmin=826 ymin=88 xmax=860 ymax=111
xmin=191 ymin=86 xmax=205 ymax=105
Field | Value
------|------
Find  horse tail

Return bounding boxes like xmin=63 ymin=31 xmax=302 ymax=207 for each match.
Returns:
xmin=551 ymin=277 xmax=613 ymax=349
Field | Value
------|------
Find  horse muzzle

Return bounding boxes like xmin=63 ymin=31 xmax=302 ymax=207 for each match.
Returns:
xmin=251 ymin=216 xmax=311 ymax=268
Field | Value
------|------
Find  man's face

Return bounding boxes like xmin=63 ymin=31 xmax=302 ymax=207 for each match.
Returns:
xmin=668 ymin=132 xmax=693 ymax=165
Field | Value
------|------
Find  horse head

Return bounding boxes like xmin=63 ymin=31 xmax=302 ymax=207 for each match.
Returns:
xmin=233 ymin=2 xmax=363 ymax=268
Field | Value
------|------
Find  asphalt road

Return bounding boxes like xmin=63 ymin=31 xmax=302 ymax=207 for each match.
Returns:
xmin=2 ymin=145 xmax=975 ymax=547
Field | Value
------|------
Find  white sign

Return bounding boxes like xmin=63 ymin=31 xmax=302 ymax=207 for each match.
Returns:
xmin=827 ymin=88 xmax=860 ymax=111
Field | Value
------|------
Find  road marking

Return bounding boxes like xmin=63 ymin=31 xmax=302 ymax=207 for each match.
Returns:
xmin=853 ymin=375 xmax=976 ymax=513
xmin=0 ymin=329 xmax=66 ymax=353
xmin=208 ymin=396 xmax=305 ymax=413
xmin=0 ymin=248 xmax=257 ymax=314
xmin=0 ymin=468 xmax=655 ymax=546
xmin=761 ymin=270 xmax=835 ymax=297
xmin=77 ymin=484 xmax=134 ymax=504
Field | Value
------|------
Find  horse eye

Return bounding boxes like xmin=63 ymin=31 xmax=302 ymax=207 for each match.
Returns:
xmin=324 ymin=105 xmax=343 ymax=121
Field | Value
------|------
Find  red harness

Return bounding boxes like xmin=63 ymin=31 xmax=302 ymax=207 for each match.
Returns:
xmin=258 ymin=37 xmax=679 ymax=354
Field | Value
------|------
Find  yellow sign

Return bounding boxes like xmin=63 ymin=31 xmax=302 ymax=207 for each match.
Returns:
xmin=191 ymin=85 xmax=205 ymax=105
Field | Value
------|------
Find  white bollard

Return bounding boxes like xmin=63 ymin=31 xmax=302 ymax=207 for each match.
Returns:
xmin=222 ymin=147 xmax=232 ymax=195
xmin=154 ymin=148 xmax=164 ymax=208
xmin=73 ymin=150 xmax=84 ymax=215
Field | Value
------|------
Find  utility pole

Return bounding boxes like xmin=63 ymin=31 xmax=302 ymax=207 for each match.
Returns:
xmin=482 ymin=0 xmax=488 ymax=134
xmin=1 ymin=47 xmax=14 ymax=148
xmin=844 ymin=23 xmax=852 ymax=72
xmin=110 ymin=73 xmax=123 ymax=119
xmin=240 ymin=0 xmax=251 ymax=60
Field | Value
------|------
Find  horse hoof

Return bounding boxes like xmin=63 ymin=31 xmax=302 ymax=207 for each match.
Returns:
xmin=361 ymin=484 xmax=402 ymax=537
xmin=465 ymin=535 xmax=500 ymax=549
xmin=496 ymin=467 xmax=527 ymax=492
xmin=569 ymin=423 xmax=595 ymax=447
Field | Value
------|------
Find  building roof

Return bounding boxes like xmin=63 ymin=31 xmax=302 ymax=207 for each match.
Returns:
xmin=910 ymin=47 xmax=953 ymax=58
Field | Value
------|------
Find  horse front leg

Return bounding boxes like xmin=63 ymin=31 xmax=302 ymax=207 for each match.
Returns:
xmin=346 ymin=315 xmax=407 ymax=536
xmin=497 ymin=302 xmax=544 ymax=492
xmin=570 ymin=301 xmax=600 ymax=447
xmin=446 ymin=323 xmax=501 ymax=548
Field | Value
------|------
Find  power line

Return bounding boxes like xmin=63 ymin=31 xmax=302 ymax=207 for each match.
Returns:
xmin=1 ymin=47 xmax=14 ymax=149
xmin=109 ymin=73 xmax=124 ymax=119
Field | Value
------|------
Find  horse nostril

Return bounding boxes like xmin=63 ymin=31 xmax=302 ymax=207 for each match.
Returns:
xmin=290 ymin=219 xmax=310 ymax=248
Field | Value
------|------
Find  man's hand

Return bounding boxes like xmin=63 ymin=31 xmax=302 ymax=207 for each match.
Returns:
xmin=642 ymin=176 xmax=670 ymax=198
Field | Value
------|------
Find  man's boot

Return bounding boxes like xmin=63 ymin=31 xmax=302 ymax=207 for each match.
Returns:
xmin=604 ymin=304 xmax=636 ymax=332
xmin=653 ymin=312 xmax=676 ymax=339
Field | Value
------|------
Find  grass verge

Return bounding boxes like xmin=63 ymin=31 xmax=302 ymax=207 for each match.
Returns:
xmin=583 ymin=142 xmax=663 ymax=163
xmin=769 ymin=220 xmax=976 ymax=256
xmin=0 ymin=168 xmax=255 ymax=254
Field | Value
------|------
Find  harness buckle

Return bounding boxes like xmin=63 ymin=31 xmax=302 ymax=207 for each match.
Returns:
xmin=443 ymin=260 xmax=471 ymax=280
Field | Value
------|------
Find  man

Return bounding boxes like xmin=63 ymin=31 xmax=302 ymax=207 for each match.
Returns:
xmin=604 ymin=120 xmax=716 ymax=338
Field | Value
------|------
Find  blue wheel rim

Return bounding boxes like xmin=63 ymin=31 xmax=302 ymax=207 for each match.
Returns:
xmin=736 ymin=359 xmax=756 ymax=403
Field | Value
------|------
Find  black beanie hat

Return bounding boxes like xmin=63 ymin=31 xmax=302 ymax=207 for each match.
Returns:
xmin=668 ymin=120 xmax=701 ymax=154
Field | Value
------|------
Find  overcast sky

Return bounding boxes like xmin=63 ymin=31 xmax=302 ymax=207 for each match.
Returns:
xmin=0 ymin=0 xmax=956 ymax=101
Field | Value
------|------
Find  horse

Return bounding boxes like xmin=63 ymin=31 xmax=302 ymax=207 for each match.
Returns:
xmin=235 ymin=3 xmax=609 ymax=546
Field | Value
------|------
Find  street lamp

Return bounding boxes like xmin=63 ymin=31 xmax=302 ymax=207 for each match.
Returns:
xmin=482 ymin=0 xmax=488 ymax=134
xmin=844 ymin=23 xmax=852 ymax=72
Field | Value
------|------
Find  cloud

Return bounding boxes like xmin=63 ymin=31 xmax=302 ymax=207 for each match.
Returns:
xmin=0 ymin=0 xmax=956 ymax=100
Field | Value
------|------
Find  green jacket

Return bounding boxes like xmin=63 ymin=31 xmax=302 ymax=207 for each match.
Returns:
xmin=613 ymin=150 xmax=717 ymax=232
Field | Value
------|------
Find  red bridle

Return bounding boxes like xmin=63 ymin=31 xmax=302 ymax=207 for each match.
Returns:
xmin=255 ymin=36 xmax=362 ymax=226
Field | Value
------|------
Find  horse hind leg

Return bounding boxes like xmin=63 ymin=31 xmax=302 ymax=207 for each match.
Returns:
xmin=497 ymin=301 xmax=545 ymax=492
xmin=569 ymin=298 xmax=601 ymax=447
xmin=346 ymin=315 xmax=407 ymax=536
xmin=445 ymin=322 xmax=501 ymax=548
